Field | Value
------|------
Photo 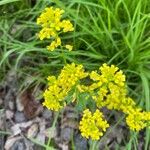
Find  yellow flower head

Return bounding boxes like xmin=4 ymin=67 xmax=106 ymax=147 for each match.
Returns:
xmin=61 ymin=20 xmax=74 ymax=32
xmin=99 ymin=63 xmax=126 ymax=87
xmin=43 ymin=63 xmax=88 ymax=111
xmin=37 ymin=7 xmax=74 ymax=51
xmin=89 ymin=64 xmax=125 ymax=90
xmin=88 ymin=64 xmax=128 ymax=110
xmin=65 ymin=44 xmax=73 ymax=51
xmin=42 ymin=62 xmax=150 ymax=139
xmin=37 ymin=7 xmax=64 ymax=28
xmin=47 ymin=37 xmax=61 ymax=51
xmin=126 ymin=108 xmax=147 ymax=131
xmin=79 ymin=109 xmax=109 ymax=140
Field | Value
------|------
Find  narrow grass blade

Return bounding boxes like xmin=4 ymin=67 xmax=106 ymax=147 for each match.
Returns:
xmin=0 ymin=0 xmax=20 ymax=6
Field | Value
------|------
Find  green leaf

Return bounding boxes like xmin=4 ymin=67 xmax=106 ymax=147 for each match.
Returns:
xmin=75 ymin=92 xmax=95 ymax=112
xmin=0 ymin=0 xmax=20 ymax=6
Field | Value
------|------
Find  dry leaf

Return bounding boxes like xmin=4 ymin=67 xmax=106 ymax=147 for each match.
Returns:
xmin=20 ymin=90 xmax=43 ymax=119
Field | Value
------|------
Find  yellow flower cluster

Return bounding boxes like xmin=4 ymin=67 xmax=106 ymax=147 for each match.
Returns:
xmin=37 ymin=7 xmax=74 ymax=51
xmin=77 ymin=63 xmax=150 ymax=134
xmin=37 ymin=6 xmax=150 ymax=140
xmin=43 ymin=62 xmax=150 ymax=139
xmin=81 ymin=63 xmax=133 ymax=111
xmin=79 ymin=109 xmax=109 ymax=140
xmin=126 ymin=108 xmax=150 ymax=131
xmin=43 ymin=63 xmax=88 ymax=111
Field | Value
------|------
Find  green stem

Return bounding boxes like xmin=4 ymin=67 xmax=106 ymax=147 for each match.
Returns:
xmin=61 ymin=47 xmax=67 ymax=64
xmin=46 ymin=111 xmax=60 ymax=150
xmin=90 ymin=140 xmax=98 ymax=150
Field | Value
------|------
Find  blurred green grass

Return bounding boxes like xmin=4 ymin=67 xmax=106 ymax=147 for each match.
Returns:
xmin=0 ymin=0 xmax=150 ymax=149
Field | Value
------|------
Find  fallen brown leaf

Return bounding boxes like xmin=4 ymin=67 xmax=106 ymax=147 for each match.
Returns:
xmin=19 ymin=90 xmax=43 ymax=119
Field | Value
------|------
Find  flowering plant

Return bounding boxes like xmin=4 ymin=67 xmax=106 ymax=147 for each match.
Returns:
xmin=37 ymin=7 xmax=74 ymax=51
xmin=37 ymin=6 xmax=150 ymax=141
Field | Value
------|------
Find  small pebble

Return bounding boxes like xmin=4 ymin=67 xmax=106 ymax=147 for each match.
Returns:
xmin=14 ymin=111 xmax=26 ymax=123
xmin=42 ymin=109 xmax=52 ymax=120
xmin=61 ymin=128 xmax=72 ymax=142
xmin=6 ymin=110 xmax=14 ymax=119
xmin=16 ymin=97 xmax=24 ymax=111
xmin=74 ymin=134 xmax=88 ymax=150
xmin=8 ymin=101 xmax=15 ymax=110
xmin=45 ymin=127 xmax=57 ymax=139
xmin=27 ymin=123 xmax=39 ymax=138
xmin=10 ymin=139 xmax=26 ymax=150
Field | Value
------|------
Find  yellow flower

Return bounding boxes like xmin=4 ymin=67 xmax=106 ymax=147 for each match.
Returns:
xmin=47 ymin=76 xmax=56 ymax=85
xmin=120 ymin=97 xmax=136 ymax=114
xmin=38 ymin=28 xmax=56 ymax=40
xmin=43 ymin=89 xmax=66 ymax=111
xmin=43 ymin=62 xmax=150 ymax=137
xmin=79 ymin=109 xmax=109 ymax=140
xmin=56 ymin=37 xmax=61 ymax=46
xmin=88 ymin=64 xmax=127 ymax=109
xmin=37 ymin=7 xmax=64 ymax=28
xmin=43 ymin=63 xmax=88 ymax=111
xmin=61 ymin=20 xmax=74 ymax=32
xmin=126 ymin=108 xmax=147 ymax=131
xmin=89 ymin=64 xmax=125 ymax=90
xmin=65 ymin=44 xmax=73 ymax=51
xmin=143 ymin=112 xmax=150 ymax=121
xmin=47 ymin=37 xmax=61 ymax=51
xmin=99 ymin=63 xmax=125 ymax=86
xmin=125 ymin=107 xmax=150 ymax=132
xmin=47 ymin=41 xmax=56 ymax=51
xmin=37 ymin=7 xmax=74 ymax=51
